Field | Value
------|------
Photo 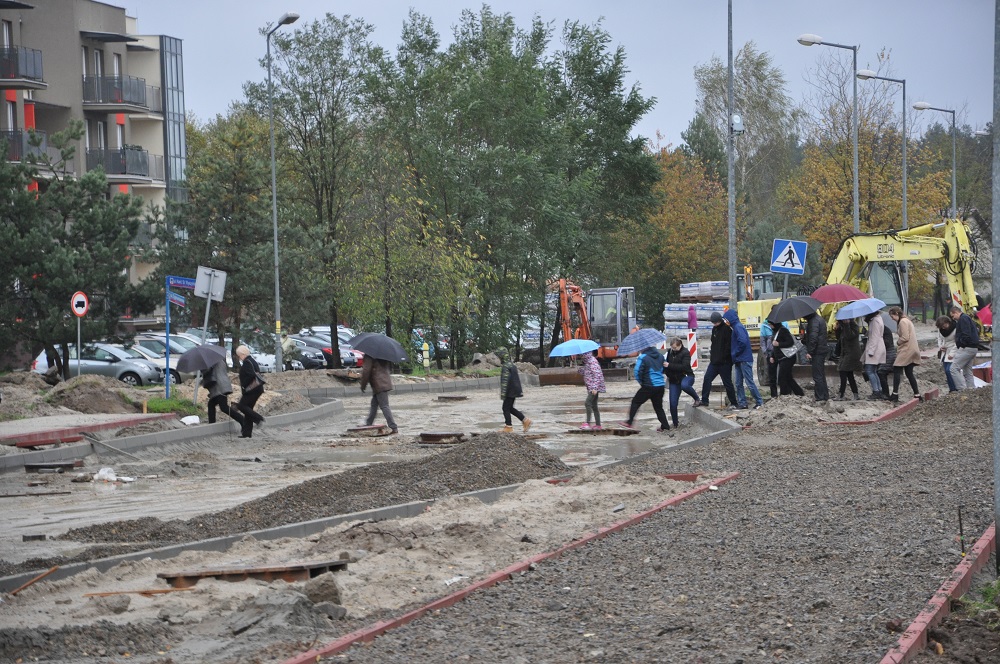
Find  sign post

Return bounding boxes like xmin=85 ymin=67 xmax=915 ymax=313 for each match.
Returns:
xmin=71 ymin=291 xmax=89 ymax=378
xmin=164 ymin=276 xmax=195 ymax=399
xmin=190 ymin=267 xmax=227 ymax=406
xmin=770 ymin=239 xmax=809 ymax=298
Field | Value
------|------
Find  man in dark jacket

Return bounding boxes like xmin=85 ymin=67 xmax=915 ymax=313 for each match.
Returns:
xmin=497 ymin=348 xmax=531 ymax=432
xmin=949 ymin=306 xmax=980 ymax=390
xmin=361 ymin=357 xmax=398 ymax=433
xmin=803 ymin=312 xmax=829 ymax=401
xmin=723 ymin=309 xmax=763 ymax=409
xmin=620 ymin=345 xmax=671 ymax=431
xmin=697 ymin=312 xmax=738 ymax=408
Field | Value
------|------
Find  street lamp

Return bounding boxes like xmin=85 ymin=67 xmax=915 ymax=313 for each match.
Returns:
xmin=913 ymin=101 xmax=957 ymax=218
xmin=267 ymin=11 xmax=299 ymax=372
xmin=799 ymin=33 xmax=860 ymax=233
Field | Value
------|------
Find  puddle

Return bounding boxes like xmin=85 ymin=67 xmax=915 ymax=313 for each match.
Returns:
xmin=539 ymin=436 xmax=657 ymax=466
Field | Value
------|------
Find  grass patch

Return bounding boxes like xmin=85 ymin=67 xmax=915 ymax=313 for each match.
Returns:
xmin=144 ymin=397 xmax=201 ymax=417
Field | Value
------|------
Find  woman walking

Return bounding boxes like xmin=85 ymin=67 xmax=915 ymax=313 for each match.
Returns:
xmin=833 ymin=317 xmax=862 ymax=400
xmin=862 ymin=311 xmax=886 ymax=400
xmin=935 ymin=315 xmax=958 ymax=392
xmin=665 ymin=337 xmax=699 ymax=428
xmin=576 ymin=350 xmax=606 ymax=430
xmin=204 ymin=358 xmax=244 ymax=429
xmin=771 ymin=320 xmax=804 ymax=396
xmin=235 ymin=345 xmax=265 ymax=438
xmin=888 ymin=307 xmax=921 ymax=402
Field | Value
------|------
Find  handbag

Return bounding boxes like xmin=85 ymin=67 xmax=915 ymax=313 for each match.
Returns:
xmin=246 ymin=369 xmax=266 ymax=392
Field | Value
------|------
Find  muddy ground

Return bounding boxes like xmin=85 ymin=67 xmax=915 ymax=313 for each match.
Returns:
xmin=0 ymin=329 xmax=996 ymax=663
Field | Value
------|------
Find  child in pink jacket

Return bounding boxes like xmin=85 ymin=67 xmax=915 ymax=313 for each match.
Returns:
xmin=577 ymin=350 xmax=607 ymax=430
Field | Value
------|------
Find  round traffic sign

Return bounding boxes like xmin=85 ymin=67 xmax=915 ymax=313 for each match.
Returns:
xmin=71 ymin=291 xmax=89 ymax=317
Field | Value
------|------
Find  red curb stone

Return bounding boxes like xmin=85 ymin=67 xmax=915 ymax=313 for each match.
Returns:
xmin=823 ymin=387 xmax=940 ymax=426
xmin=1 ymin=414 xmax=177 ymax=447
xmin=880 ymin=524 xmax=996 ymax=664
xmin=280 ymin=472 xmax=742 ymax=664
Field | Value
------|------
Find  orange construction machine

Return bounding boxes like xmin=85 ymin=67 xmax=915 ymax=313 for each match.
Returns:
xmin=556 ymin=278 xmax=636 ymax=364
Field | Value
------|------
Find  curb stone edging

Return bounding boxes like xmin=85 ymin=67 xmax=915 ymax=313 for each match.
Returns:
xmin=880 ymin=523 xmax=997 ymax=664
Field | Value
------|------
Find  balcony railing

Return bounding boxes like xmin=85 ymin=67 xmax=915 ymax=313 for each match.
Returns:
xmin=86 ymin=147 xmax=149 ymax=177
xmin=145 ymin=85 xmax=162 ymax=113
xmin=1 ymin=129 xmax=46 ymax=161
xmin=0 ymin=47 xmax=43 ymax=82
xmin=82 ymin=75 xmax=147 ymax=107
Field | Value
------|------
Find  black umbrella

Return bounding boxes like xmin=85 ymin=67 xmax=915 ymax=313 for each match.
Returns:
xmin=767 ymin=296 xmax=822 ymax=323
xmin=348 ymin=333 xmax=408 ymax=363
xmin=175 ymin=343 xmax=227 ymax=372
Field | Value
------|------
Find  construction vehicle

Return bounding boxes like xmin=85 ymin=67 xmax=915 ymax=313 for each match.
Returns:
xmin=538 ymin=279 xmax=636 ymax=386
xmin=555 ymin=278 xmax=636 ymax=363
xmin=738 ymin=218 xmax=982 ymax=338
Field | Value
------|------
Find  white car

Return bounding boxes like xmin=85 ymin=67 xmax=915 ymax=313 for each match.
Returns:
xmin=206 ymin=338 xmax=288 ymax=373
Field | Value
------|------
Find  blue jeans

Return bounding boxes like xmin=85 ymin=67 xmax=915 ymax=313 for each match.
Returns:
xmin=863 ymin=363 xmax=882 ymax=395
xmin=700 ymin=361 xmax=737 ymax=406
xmin=942 ymin=361 xmax=957 ymax=392
xmin=668 ymin=376 xmax=700 ymax=426
xmin=733 ymin=361 xmax=763 ymax=407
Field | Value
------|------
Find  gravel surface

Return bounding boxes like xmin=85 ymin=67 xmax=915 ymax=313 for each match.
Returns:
xmin=328 ymin=388 xmax=996 ymax=663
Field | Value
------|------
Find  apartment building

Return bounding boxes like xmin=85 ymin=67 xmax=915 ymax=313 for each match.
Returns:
xmin=0 ymin=0 xmax=186 ymax=284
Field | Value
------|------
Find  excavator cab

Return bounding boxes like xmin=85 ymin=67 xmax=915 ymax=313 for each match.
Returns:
xmin=588 ymin=287 xmax=636 ymax=356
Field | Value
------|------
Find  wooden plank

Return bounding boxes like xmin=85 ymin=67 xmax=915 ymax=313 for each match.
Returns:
xmin=0 ymin=491 xmax=72 ymax=498
xmin=84 ymin=588 xmax=195 ymax=598
xmin=158 ymin=559 xmax=349 ymax=589
xmin=10 ymin=566 xmax=58 ymax=595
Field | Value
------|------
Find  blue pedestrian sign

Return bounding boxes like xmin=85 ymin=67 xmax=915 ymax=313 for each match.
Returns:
xmin=770 ymin=239 xmax=808 ymax=276
xmin=166 ymin=275 xmax=196 ymax=290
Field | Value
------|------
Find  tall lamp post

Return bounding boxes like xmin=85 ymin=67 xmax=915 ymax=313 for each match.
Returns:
xmin=913 ymin=101 xmax=957 ymax=218
xmin=266 ymin=11 xmax=299 ymax=372
xmin=858 ymin=69 xmax=908 ymax=312
xmin=799 ymin=34 xmax=860 ymax=233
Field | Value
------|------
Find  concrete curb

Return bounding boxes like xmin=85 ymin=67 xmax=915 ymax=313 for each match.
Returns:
xmin=823 ymin=387 xmax=941 ymax=426
xmin=880 ymin=523 xmax=997 ymax=664
xmin=281 ymin=471 xmax=742 ymax=664
xmin=0 ymin=414 xmax=177 ymax=446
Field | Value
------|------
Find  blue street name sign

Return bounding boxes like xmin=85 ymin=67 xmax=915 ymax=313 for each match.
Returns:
xmin=167 ymin=290 xmax=186 ymax=307
xmin=166 ymin=275 xmax=196 ymax=290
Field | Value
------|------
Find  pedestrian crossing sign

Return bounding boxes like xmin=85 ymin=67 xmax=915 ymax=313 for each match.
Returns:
xmin=770 ymin=239 xmax=808 ymax=275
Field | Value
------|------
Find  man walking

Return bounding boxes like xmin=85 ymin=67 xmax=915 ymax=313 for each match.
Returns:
xmin=697 ymin=312 xmax=738 ymax=408
xmin=803 ymin=311 xmax=830 ymax=402
xmin=949 ymin=305 xmax=980 ymax=390
xmin=723 ymin=310 xmax=763 ymax=409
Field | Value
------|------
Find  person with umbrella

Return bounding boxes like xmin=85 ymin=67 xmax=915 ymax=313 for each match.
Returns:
xmin=803 ymin=311 xmax=830 ymax=402
xmin=360 ymin=355 xmax=398 ymax=434
xmin=862 ymin=312 xmax=886 ymax=400
xmin=497 ymin=348 xmax=531 ymax=433
xmin=695 ymin=312 xmax=738 ymax=409
xmin=620 ymin=343 xmax=671 ymax=432
xmin=235 ymin=345 xmax=266 ymax=438
xmin=833 ymin=316 xmax=862 ymax=401
xmin=770 ymin=319 xmax=804 ymax=396
xmin=576 ymin=349 xmax=606 ymax=430
xmin=204 ymin=359 xmax=245 ymax=428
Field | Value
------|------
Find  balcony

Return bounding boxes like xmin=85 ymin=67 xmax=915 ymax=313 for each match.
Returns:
xmin=0 ymin=47 xmax=46 ymax=90
xmin=86 ymin=147 xmax=163 ymax=184
xmin=82 ymin=75 xmax=148 ymax=112
xmin=1 ymin=129 xmax=72 ymax=172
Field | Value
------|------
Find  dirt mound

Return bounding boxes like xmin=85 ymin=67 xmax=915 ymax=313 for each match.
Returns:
xmin=58 ymin=432 xmax=569 ymax=551
xmin=0 ymin=372 xmax=49 ymax=389
xmin=0 ymin=373 xmax=73 ymax=420
xmin=47 ymin=375 xmax=147 ymax=414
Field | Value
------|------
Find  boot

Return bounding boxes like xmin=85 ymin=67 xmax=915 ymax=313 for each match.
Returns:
xmin=501 ymin=425 xmax=513 ymax=433
xmin=888 ymin=393 xmax=899 ymax=402
xmin=852 ymin=392 xmax=860 ymax=401
xmin=867 ymin=392 xmax=883 ymax=401
xmin=522 ymin=418 xmax=533 ymax=433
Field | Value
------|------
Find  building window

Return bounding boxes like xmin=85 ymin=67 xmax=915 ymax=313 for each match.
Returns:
xmin=6 ymin=100 xmax=15 ymax=131
xmin=113 ymin=52 xmax=121 ymax=78
xmin=116 ymin=123 xmax=123 ymax=149
xmin=82 ymin=47 xmax=88 ymax=76
xmin=2 ymin=21 xmax=12 ymax=48
xmin=94 ymin=49 xmax=103 ymax=78
xmin=97 ymin=121 xmax=107 ymax=149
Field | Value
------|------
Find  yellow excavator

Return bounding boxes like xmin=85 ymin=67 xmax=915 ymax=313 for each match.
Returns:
xmin=738 ymin=218 xmax=982 ymax=337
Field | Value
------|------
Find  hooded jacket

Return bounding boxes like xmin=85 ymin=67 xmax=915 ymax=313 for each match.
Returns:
xmin=634 ymin=348 xmax=666 ymax=387
xmin=722 ymin=310 xmax=753 ymax=363
xmin=709 ymin=320 xmax=733 ymax=365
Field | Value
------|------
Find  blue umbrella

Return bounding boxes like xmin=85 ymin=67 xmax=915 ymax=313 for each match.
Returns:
xmin=836 ymin=297 xmax=886 ymax=320
xmin=617 ymin=328 xmax=666 ymax=356
xmin=550 ymin=338 xmax=600 ymax=357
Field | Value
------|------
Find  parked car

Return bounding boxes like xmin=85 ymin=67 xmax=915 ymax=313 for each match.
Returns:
xmin=290 ymin=334 xmax=357 ymax=369
xmin=114 ymin=343 xmax=196 ymax=385
xmin=286 ymin=337 xmax=327 ymax=370
xmin=207 ymin=338 xmax=281 ymax=373
xmin=32 ymin=343 xmax=163 ymax=386
xmin=134 ymin=333 xmax=192 ymax=359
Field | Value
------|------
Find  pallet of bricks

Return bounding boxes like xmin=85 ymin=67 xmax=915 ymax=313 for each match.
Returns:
xmin=678 ymin=281 xmax=730 ymax=303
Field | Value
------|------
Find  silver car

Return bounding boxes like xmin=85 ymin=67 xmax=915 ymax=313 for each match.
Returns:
xmin=114 ymin=343 xmax=196 ymax=385
xmin=32 ymin=343 xmax=163 ymax=386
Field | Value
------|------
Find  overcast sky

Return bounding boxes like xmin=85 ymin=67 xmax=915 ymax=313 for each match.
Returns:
xmin=124 ymin=0 xmax=994 ymax=145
